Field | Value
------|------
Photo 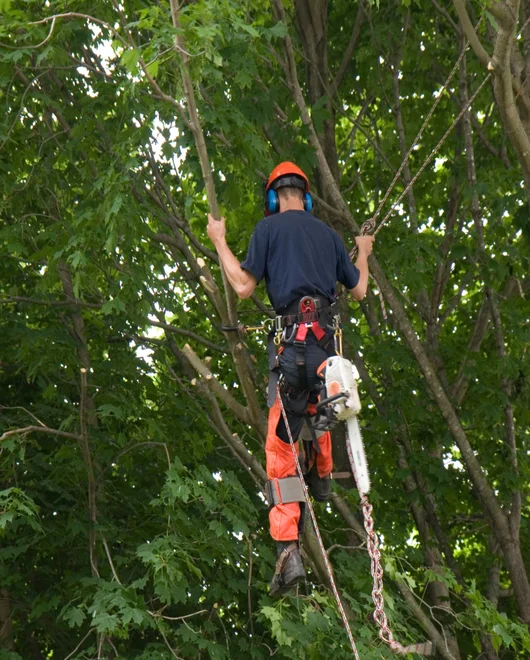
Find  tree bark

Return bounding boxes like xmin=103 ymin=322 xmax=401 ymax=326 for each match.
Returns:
xmin=453 ymin=0 xmax=530 ymax=206
xmin=0 ymin=589 xmax=14 ymax=650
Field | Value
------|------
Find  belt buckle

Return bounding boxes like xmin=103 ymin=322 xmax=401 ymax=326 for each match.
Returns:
xmin=299 ymin=296 xmax=316 ymax=314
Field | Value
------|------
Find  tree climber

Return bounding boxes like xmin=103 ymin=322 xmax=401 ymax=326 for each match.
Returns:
xmin=207 ymin=162 xmax=374 ymax=595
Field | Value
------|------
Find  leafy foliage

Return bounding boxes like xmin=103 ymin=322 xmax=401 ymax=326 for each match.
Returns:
xmin=0 ymin=0 xmax=529 ymax=658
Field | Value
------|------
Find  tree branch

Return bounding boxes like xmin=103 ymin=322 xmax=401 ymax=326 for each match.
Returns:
xmin=169 ymin=0 xmax=237 ymax=326
xmin=182 ymin=343 xmax=254 ymax=428
xmin=329 ymin=2 xmax=364 ymax=97
xmin=0 ymin=425 xmax=82 ymax=443
xmin=452 ymin=0 xmax=491 ymax=67
xmin=395 ymin=580 xmax=457 ymax=660
xmin=148 ymin=320 xmax=227 ymax=353
xmin=0 ymin=296 xmax=101 ymax=308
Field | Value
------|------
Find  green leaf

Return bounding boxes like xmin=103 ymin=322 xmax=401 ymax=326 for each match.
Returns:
xmin=146 ymin=59 xmax=159 ymax=78
xmin=267 ymin=22 xmax=288 ymax=39
xmin=97 ymin=404 xmax=124 ymax=419
xmin=63 ymin=606 xmax=86 ymax=628
xmin=121 ymin=48 xmax=140 ymax=74
xmin=485 ymin=11 xmax=498 ymax=30
xmin=492 ymin=623 xmax=513 ymax=648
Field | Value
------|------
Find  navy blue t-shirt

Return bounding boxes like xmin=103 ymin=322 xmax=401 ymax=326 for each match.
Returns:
xmin=240 ymin=210 xmax=360 ymax=311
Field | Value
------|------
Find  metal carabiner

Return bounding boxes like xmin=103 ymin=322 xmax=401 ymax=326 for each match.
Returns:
xmin=333 ymin=317 xmax=343 ymax=356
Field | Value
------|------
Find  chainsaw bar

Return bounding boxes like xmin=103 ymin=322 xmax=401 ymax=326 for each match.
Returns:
xmin=346 ymin=415 xmax=370 ymax=495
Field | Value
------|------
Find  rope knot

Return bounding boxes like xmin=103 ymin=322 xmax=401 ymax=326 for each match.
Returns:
xmin=360 ymin=217 xmax=376 ymax=235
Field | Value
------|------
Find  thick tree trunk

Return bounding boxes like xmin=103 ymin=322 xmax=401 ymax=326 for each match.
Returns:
xmin=452 ymin=0 xmax=530 ymax=207
xmin=294 ymin=0 xmax=341 ymax=216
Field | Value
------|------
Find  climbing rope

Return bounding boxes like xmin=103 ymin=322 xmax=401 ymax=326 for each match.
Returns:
xmin=352 ymin=12 xmax=530 ymax=253
xmin=349 ymin=22 xmax=493 ymax=259
xmin=277 ymin=387 xmax=432 ymax=657
xmin=359 ymin=73 xmax=491 ymax=244
xmin=348 ymin=41 xmax=490 ymax=321
xmin=368 ymin=34 xmax=473 ymax=233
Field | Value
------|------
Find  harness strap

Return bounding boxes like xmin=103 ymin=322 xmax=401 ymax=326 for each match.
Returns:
xmin=281 ymin=310 xmax=319 ymax=326
xmin=265 ymin=476 xmax=305 ymax=507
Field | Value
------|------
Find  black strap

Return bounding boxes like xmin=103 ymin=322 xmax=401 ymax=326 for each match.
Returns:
xmin=281 ymin=310 xmax=320 ymax=326
xmin=294 ymin=340 xmax=306 ymax=386
xmin=317 ymin=330 xmax=335 ymax=356
xmin=303 ymin=415 xmax=321 ymax=454
xmin=278 ymin=296 xmax=336 ymax=326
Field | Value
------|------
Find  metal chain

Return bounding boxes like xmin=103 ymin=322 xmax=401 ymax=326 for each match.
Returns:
xmin=277 ymin=387 xmax=362 ymax=660
xmin=345 ymin=426 xmax=433 ymax=656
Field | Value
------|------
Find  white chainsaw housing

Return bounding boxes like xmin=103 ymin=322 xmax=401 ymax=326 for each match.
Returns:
xmin=321 ymin=356 xmax=370 ymax=495
xmin=322 ymin=356 xmax=361 ymax=419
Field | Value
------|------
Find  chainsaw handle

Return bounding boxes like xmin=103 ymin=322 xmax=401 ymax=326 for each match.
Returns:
xmin=315 ymin=392 xmax=347 ymax=411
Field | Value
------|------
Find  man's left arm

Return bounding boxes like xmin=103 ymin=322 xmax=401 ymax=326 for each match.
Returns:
xmin=207 ymin=214 xmax=257 ymax=299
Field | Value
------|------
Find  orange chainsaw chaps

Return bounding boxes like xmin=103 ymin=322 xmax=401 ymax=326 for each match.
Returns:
xmin=315 ymin=430 xmax=332 ymax=477
xmin=266 ymin=396 xmax=301 ymax=540
xmin=265 ymin=394 xmax=334 ymax=540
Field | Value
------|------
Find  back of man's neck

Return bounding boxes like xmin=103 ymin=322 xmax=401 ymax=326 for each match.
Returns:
xmin=279 ymin=200 xmax=304 ymax=213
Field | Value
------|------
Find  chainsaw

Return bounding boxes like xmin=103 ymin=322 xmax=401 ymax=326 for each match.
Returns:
xmin=315 ymin=355 xmax=370 ymax=495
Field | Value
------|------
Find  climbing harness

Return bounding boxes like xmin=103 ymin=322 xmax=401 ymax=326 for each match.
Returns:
xmin=265 ymin=296 xmax=339 ymax=407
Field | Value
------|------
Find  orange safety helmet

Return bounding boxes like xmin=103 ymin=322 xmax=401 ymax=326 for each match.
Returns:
xmin=264 ymin=162 xmax=312 ymax=215
xmin=265 ymin=161 xmax=310 ymax=193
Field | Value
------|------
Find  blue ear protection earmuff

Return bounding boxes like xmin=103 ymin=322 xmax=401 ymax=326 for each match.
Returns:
xmin=303 ymin=192 xmax=313 ymax=213
xmin=267 ymin=188 xmax=280 ymax=215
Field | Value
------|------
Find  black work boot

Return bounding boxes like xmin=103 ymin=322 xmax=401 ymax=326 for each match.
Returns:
xmin=269 ymin=541 xmax=306 ymax=597
xmin=305 ymin=466 xmax=331 ymax=502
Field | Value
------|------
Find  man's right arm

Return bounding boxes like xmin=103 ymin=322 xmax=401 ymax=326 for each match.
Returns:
xmin=207 ymin=214 xmax=257 ymax=299
xmin=349 ymin=236 xmax=375 ymax=301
